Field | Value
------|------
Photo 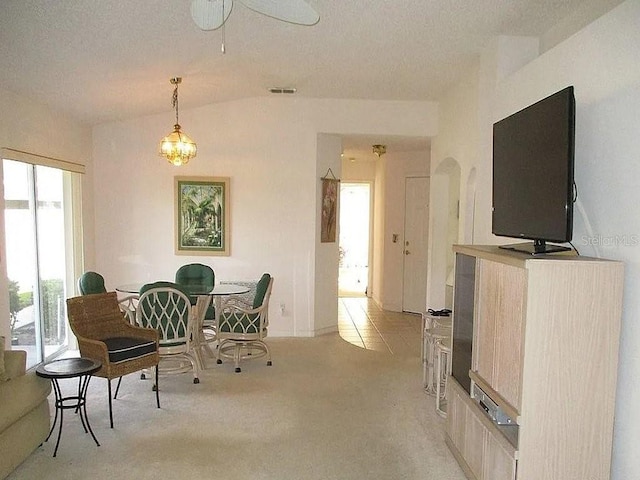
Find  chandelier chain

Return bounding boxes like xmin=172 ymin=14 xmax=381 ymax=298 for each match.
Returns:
xmin=172 ymin=84 xmax=179 ymax=126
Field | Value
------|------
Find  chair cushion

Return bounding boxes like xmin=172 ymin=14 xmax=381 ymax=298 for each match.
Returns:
xmin=103 ymin=337 xmax=156 ymax=364
xmin=204 ymin=305 xmax=216 ymax=320
xmin=78 ymin=271 xmax=107 ymax=295
xmin=175 ymin=265 xmax=216 ymax=318
xmin=175 ymin=263 xmax=214 ymax=287
xmin=253 ymin=273 xmax=271 ymax=309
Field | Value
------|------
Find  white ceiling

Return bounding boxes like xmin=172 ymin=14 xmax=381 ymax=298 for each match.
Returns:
xmin=0 ymin=0 xmax=622 ymax=159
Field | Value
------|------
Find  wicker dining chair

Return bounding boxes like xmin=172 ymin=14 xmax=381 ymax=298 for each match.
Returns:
xmin=66 ymin=292 xmax=160 ymax=428
xmin=78 ymin=270 xmax=138 ymax=323
xmin=216 ymin=273 xmax=274 ymax=373
xmin=137 ymin=282 xmax=201 ymax=384
xmin=175 ymin=263 xmax=216 ymax=348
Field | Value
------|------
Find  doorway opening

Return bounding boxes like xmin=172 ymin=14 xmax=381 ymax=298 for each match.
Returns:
xmin=339 ymin=182 xmax=371 ymax=297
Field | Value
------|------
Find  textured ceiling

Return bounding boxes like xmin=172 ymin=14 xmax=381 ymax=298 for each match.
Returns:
xmin=0 ymin=0 xmax=622 ymax=159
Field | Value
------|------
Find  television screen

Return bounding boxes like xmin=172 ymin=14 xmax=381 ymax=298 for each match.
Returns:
xmin=492 ymin=86 xmax=575 ymax=255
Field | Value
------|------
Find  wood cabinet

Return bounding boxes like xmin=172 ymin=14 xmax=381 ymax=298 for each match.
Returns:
xmin=446 ymin=245 xmax=623 ymax=480
xmin=446 ymin=378 xmax=517 ymax=480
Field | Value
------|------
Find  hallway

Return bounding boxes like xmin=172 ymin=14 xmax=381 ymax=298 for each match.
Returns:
xmin=338 ymin=296 xmax=422 ymax=356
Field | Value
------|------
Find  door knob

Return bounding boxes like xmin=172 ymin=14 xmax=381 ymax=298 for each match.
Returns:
xmin=405 ymin=250 xmax=410 ymax=255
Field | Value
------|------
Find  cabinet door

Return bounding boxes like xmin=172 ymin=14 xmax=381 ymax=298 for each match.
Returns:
xmin=464 ymin=405 xmax=486 ymax=479
xmin=447 ymin=381 xmax=466 ymax=451
xmin=484 ymin=431 xmax=517 ymax=480
xmin=474 ymin=259 xmax=526 ymax=410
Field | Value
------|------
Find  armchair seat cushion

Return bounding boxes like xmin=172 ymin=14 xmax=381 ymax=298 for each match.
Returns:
xmin=103 ymin=337 xmax=157 ymax=364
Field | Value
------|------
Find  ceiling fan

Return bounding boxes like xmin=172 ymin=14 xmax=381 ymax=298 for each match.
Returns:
xmin=190 ymin=0 xmax=320 ymax=31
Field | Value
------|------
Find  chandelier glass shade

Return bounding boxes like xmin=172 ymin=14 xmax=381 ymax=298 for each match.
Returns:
xmin=160 ymin=125 xmax=197 ymax=166
xmin=159 ymin=77 xmax=197 ymax=166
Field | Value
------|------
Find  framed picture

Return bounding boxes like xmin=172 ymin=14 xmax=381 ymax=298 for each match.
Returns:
xmin=321 ymin=178 xmax=339 ymax=243
xmin=175 ymin=176 xmax=230 ymax=255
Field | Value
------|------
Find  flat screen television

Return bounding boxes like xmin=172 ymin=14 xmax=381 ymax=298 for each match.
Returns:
xmin=492 ymin=86 xmax=576 ymax=255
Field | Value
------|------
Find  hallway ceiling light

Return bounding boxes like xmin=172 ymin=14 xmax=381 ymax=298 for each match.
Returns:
xmin=372 ymin=144 xmax=386 ymax=157
xmin=159 ymin=77 xmax=197 ymax=166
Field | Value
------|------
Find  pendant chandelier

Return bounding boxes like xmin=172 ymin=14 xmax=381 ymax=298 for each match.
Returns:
xmin=159 ymin=77 xmax=197 ymax=166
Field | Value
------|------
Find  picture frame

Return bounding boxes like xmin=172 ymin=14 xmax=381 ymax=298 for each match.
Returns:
xmin=175 ymin=176 xmax=230 ymax=256
xmin=321 ymin=177 xmax=339 ymax=243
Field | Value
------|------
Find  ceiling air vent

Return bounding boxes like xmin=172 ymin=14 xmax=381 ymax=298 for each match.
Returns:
xmin=269 ymin=87 xmax=297 ymax=94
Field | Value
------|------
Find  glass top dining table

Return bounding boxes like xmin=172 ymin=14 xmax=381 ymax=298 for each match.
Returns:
xmin=116 ymin=283 xmax=250 ymax=297
xmin=115 ymin=282 xmax=250 ymax=368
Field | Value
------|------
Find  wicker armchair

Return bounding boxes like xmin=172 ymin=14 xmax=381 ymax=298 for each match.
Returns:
xmin=66 ymin=292 xmax=160 ymax=428
xmin=216 ymin=273 xmax=274 ymax=373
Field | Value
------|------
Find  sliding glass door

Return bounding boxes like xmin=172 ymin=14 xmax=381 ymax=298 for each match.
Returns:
xmin=3 ymin=158 xmax=81 ymax=368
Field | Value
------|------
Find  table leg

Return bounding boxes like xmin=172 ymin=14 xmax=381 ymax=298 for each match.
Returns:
xmin=46 ymin=375 xmax=100 ymax=457
xmin=79 ymin=375 xmax=100 ymax=447
xmin=193 ymin=295 xmax=213 ymax=368
xmin=49 ymin=378 xmax=64 ymax=457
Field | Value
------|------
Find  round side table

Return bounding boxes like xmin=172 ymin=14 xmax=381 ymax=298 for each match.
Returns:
xmin=36 ymin=357 xmax=102 ymax=457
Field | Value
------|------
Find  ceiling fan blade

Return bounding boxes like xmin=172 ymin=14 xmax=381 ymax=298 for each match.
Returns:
xmin=191 ymin=0 xmax=234 ymax=31
xmin=239 ymin=0 xmax=319 ymax=26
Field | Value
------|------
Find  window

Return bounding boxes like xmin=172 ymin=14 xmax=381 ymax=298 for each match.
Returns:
xmin=3 ymin=150 xmax=84 ymax=368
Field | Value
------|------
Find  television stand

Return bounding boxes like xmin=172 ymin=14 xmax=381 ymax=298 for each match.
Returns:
xmin=447 ymin=245 xmax=623 ymax=480
xmin=499 ymin=240 xmax=571 ymax=255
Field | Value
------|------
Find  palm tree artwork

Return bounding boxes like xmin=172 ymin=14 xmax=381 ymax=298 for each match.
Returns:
xmin=178 ymin=179 xmax=226 ymax=251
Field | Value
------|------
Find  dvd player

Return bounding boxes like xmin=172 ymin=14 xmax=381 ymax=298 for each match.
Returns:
xmin=471 ymin=383 xmax=516 ymax=426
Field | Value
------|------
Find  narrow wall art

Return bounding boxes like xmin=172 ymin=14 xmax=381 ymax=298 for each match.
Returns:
xmin=321 ymin=169 xmax=339 ymax=243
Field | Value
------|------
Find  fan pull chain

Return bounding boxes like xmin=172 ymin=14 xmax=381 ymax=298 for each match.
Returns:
xmin=222 ymin=22 xmax=226 ymax=53
xmin=221 ymin=0 xmax=226 ymax=53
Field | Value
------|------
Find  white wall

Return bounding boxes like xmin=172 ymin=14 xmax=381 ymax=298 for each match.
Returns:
xmin=427 ymin=69 xmax=479 ymax=310
xmin=429 ymin=1 xmax=640 ymax=477
xmin=314 ymin=133 xmax=342 ymax=334
xmin=342 ymin=159 xmax=376 ymax=181
xmin=92 ymin=97 xmax=437 ymax=337
xmin=371 ymin=158 xmax=386 ymax=305
xmin=0 ymin=87 xmax=92 ymax=343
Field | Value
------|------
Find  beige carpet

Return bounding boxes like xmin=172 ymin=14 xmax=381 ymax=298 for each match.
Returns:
xmin=8 ymin=334 xmax=466 ymax=480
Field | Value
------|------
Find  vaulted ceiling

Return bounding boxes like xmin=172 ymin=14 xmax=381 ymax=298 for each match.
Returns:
xmin=0 ymin=0 xmax=622 ymax=158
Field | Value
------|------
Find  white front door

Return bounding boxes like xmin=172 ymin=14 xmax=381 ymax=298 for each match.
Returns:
xmin=402 ymin=176 xmax=429 ymax=313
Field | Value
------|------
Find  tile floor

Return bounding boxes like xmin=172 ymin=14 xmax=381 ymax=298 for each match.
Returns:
xmin=338 ymin=295 xmax=422 ymax=356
